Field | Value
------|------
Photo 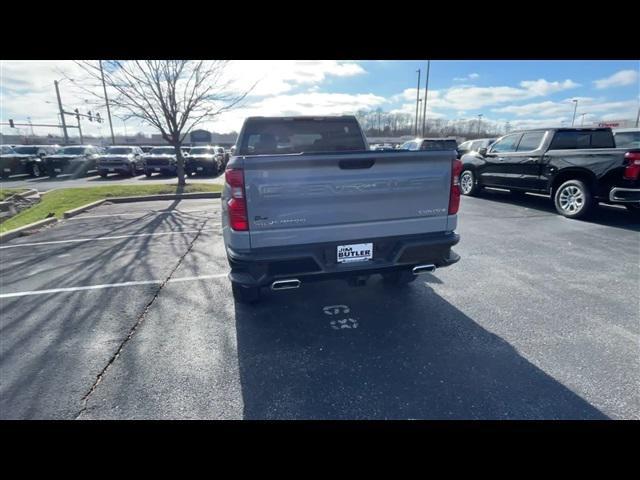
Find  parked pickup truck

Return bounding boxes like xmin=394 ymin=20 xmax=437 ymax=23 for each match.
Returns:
xmin=45 ymin=145 xmax=102 ymax=177
xmin=459 ymin=127 xmax=640 ymax=218
xmin=221 ymin=115 xmax=462 ymax=303
xmin=0 ymin=145 xmax=56 ymax=178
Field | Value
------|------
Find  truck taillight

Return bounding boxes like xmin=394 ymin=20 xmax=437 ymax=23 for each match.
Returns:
xmin=225 ymin=168 xmax=248 ymax=231
xmin=449 ymin=158 xmax=463 ymax=214
xmin=623 ymin=151 xmax=640 ymax=180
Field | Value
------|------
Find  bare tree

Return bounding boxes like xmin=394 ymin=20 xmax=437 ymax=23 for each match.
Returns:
xmin=71 ymin=60 xmax=252 ymax=186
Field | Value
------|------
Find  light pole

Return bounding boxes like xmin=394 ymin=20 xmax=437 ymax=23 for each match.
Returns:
xmin=477 ymin=114 xmax=483 ymax=136
xmin=414 ymin=69 xmax=421 ymax=137
xmin=421 ymin=60 xmax=430 ymax=137
xmin=636 ymin=104 xmax=639 ymax=128
xmin=99 ymin=60 xmax=116 ymax=145
xmin=571 ymin=99 xmax=578 ymax=126
xmin=54 ymin=79 xmax=69 ymax=144
xmin=580 ymin=113 xmax=586 ymax=126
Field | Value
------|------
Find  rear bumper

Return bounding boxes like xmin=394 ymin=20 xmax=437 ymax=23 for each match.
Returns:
xmin=609 ymin=187 xmax=640 ymax=203
xmin=226 ymin=231 xmax=460 ymax=287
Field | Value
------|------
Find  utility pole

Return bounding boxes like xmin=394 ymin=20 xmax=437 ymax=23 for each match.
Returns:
xmin=414 ymin=69 xmax=421 ymax=137
xmin=571 ymin=99 xmax=578 ymax=126
xmin=477 ymin=114 xmax=483 ymax=136
xmin=100 ymin=60 xmax=116 ymax=145
xmin=54 ymin=80 xmax=69 ymax=144
xmin=421 ymin=60 xmax=430 ymax=137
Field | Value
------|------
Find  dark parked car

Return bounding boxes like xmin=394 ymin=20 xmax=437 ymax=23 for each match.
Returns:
xmin=143 ymin=146 xmax=179 ymax=176
xmin=44 ymin=145 xmax=102 ymax=177
xmin=140 ymin=146 xmax=155 ymax=153
xmin=0 ymin=145 xmax=56 ymax=178
xmin=400 ymin=137 xmax=458 ymax=152
xmin=459 ymin=127 xmax=640 ymax=217
xmin=457 ymin=138 xmax=497 ymax=158
xmin=185 ymin=146 xmax=223 ymax=176
xmin=97 ymin=146 xmax=145 ymax=177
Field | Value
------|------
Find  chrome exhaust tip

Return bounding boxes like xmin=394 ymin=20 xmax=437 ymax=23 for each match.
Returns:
xmin=412 ymin=264 xmax=436 ymax=275
xmin=271 ymin=279 xmax=301 ymax=291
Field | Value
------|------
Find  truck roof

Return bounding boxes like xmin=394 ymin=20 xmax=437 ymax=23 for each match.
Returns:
xmin=244 ymin=115 xmax=358 ymax=121
xmin=509 ymin=127 xmax=613 ymax=134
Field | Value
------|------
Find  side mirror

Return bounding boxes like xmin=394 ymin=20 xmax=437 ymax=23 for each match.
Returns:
xmin=478 ymin=147 xmax=488 ymax=157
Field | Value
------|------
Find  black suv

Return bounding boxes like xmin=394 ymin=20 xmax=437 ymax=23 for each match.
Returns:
xmin=0 ymin=145 xmax=57 ymax=178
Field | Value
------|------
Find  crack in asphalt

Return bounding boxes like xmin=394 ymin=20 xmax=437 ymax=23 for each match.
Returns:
xmin=74 ymin=217 xmax=210 ymax=420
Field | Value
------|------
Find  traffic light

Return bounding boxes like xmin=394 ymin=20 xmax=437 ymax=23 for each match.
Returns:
xmin=96 ymin=113 xmax=102 ymax=123
xmin=88 ymin=111 xmax=93 ymax=122
xmin=9 ymin=119 xmax=14 ymax=128
xmin=74 ymin=108 xmax=80 ymax=120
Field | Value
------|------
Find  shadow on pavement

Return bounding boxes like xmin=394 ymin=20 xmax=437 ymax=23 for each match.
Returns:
xmin=475 ymin=188 xmax=639 ymax=232
xmin=0 ymin=200 xmax=210 ymax=419
xmin=234 ymin=277 xmax=608 ymax=420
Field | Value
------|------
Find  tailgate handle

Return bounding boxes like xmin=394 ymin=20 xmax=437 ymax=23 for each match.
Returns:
xmin=339 ymin=158 xmax=375 ymax=169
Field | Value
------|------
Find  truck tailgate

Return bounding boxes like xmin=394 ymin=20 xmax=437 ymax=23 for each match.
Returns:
xmin=242 ymin=150 xmax=455 ymax=248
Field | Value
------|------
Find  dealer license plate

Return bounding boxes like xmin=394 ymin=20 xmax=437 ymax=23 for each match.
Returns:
xmin=337 ymin=243 xmax=373 ymax=263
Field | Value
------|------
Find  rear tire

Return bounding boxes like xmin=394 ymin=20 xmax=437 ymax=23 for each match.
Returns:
xmin=145 ymin=170 xmax=152 ymax=178
xmin=382 ymin=270 xmax=417 ymax=286
xmin=99 ymin=172 xmax=108 ymax=178
xmin=553 ymin=179 xmax=593 ymax=219
xmin=460 ymin=169 xmax=479 ymax=196
xmin=30 ymin=164 xmax=42 ymax=177
xmin=232 ymin=283 xmax=261 ymax=304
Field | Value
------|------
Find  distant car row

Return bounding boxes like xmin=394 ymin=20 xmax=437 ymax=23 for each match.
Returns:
xmin=0 ymin=144 xmax=231 ymax=179
xmin=371 ymin=128 xmax=640 ymax=159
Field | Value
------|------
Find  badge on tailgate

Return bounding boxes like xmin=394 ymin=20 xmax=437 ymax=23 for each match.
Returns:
xmin=337 ymin=243 xmax=373 ymax=263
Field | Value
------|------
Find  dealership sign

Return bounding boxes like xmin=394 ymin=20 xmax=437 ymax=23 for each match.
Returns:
xmin=598 ymin=122 xmax=621 ymax=128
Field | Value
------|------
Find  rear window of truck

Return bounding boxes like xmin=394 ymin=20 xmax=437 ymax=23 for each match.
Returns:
xmin=238 ymin=118 xmax=366 ymax=155
xmin=549 ymin=130 xmax=615 ymax=150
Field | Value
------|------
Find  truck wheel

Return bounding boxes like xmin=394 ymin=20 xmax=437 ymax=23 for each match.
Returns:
xmin=460 ymin=169 xmax=479 ymax=196
xmin=30 ymin=164 xmax=42 ymax=177
xmin=99 ymin=171 xmax=108 ymax=178
xmin=145 ymin=170 xmax=152 ymax=178
xmin=554 ymin=179 xmax=593 ymax=219
xmin=232 ymin=283 xmax=261 ymax=304
xmin=382 ymin=270 xmax=417 ymax=286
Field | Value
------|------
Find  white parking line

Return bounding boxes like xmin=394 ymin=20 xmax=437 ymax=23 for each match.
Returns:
xmin=0 ymin=273 xmax=228 ymax=299
xmin=0 ymin=227 xmax=220 ymax=249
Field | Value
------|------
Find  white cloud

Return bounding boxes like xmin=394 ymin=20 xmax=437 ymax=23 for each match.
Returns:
xmin=205 ymin=92 xmax=387 ymax=133
xmin=391 ymin=78 xmax=580 ymax=114
xmin=224 ymin=60 xmax=365 ymax=96
xmin=0 ymin=60 xmax=369 ymax=137
xmin=453 ymin=72 xmax=479 ymax=82
xmin=593 ymin=69 xmax=639 ymax=89
xmin=492 ymin=97 xmax=638 ymax=119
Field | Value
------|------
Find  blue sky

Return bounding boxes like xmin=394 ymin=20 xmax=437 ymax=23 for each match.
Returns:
xmin=1 ymin=60 xmax=638 ymax=136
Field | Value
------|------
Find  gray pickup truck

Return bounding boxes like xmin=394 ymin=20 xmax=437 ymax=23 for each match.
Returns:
xmin=221 ymin=115 xmax=462 ymax=303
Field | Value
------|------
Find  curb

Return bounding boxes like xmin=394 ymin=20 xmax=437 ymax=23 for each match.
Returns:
xmin=0 ymin=191 xmax=222 ymax=242
xmin=5 ymin=188 xmax=39 ymax=200
xmin=63 ymin=199 xmax=106 ymax=219
xmin=63 ymin=192 xmax=221 ymax=218
xmin=107 ymin=192 xmax=221 ymax=203
xmin=0 ymin=217 xmax=58 ymax=243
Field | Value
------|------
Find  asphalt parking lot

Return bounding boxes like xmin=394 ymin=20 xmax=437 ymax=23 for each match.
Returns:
xmin=0 ymin=190 xmax=638 ymax=419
